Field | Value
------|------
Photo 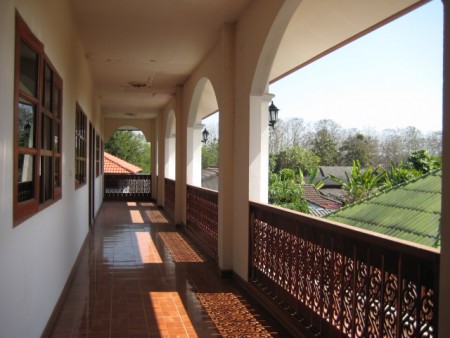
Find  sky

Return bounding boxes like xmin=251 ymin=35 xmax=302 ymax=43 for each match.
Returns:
xmin=269 ymin=1 xmax=443 ymax=133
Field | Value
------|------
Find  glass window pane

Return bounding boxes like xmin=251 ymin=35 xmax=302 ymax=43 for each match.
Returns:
xmin=41 ymin=115 xmax=53 ymax=150
xmin=18 ymin=154 xmax=35 ymax=202
xmin=43 ymin=65 xmax=52 ymax=110
xmin=18 ymin=98 xmax=36 ymax=148
xmin=19 ymin=42 xmax=38 ymax=97
xmin=54 ymin=123 xmax=60 ymax=152
xmin=53 ymin=86 xmax=60 ymax=117
xmin=54 ymin=157 xmax=60 ymax=188
xmin=40 ymin=155 xmax=53 ymax=202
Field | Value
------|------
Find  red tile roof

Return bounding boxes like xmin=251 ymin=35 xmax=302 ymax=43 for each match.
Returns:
xmin=104 ymin=152 xmax=142 ymax=174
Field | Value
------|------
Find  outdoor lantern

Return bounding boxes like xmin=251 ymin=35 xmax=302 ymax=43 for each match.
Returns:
xmin=24 ymin=121 xmax=31 ymax=138
xmin=268 ymin=101 xmax=279 ymax=128
xmin=202 ymin=128 xmax=209 ymax=144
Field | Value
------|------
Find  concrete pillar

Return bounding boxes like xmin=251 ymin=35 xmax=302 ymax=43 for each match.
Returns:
xmin=186 ymin=123 xmax=204 ymax=186
xmin=165 ymin=134 xmax=176 ymax=179
xmin=175 ymin=85 xmax=187 ymax=224
xmin=217 ymin=23 xmax=235 ymax=272
xmin=249 ymin=91 xmax=273 ymax=203
xmin=157 ymin=115 xmax=166 ymax=206
xmin=150 ymin=119 xmax=158 ymax=199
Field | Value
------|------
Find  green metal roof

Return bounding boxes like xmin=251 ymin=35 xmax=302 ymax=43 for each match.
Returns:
xmin=325 ymin=170 xmax=441 ymax=248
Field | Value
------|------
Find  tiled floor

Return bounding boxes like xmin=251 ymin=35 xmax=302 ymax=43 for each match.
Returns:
xmin=49 ymin=201 xmax=291 ymax=338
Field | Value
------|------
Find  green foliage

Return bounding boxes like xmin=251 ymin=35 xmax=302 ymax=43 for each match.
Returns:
xmin=201 ymin=139 xmax=219 ymax=169
xmin=272 ymin=146 xmax=320 ymax=175
xmin=330 ymin=160 xmax=385 ymax=204
xmin=269 ymin=169 xmax=309 ymax=213
xmin=383 ymin=160 xmax=421 ymax=189
xmin=406 ymin=149 xmax=440 ymax=173
xmin=340 ymin=133 xmax=377 ymax=166
xmin=105 ymin=130 xmax=151 ymax=173
xmin=311 ymin=128 xmax=340 ymax=165
xmin=298 ymin=167 xmax=324 ymax=189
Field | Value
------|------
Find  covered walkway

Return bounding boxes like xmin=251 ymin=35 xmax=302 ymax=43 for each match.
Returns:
xmin=47 ymin=202 xmax=290 ymax=337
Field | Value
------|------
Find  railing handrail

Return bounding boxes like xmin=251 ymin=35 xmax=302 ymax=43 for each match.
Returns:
xmin=250 ymin=200 xmax=440 ymax=260
xmin=187 ymin=183 xmax=219 ymax=196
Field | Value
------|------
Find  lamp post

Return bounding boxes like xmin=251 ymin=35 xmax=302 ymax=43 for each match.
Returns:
xmin=201 ymin=128 xmax=209 ymax=144
xmin=268 ymin=101 xmax=279 ymax=128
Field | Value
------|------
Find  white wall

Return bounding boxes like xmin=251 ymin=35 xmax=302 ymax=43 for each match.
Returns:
xmin=0 ymin=0 xmax=101 ymax=337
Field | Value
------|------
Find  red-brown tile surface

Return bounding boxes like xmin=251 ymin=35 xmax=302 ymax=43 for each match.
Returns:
xmin=48 ymin=201 xmax=291 ymax=338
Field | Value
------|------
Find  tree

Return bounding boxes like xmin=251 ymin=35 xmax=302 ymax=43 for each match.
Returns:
xmin=202 ymin=139 xmax=219 ymax=169
xmin=379 ymin=129 xmax=406 ymax=164
xmin=406 ymin=149 xmax=439 ymax=173
xmin=310 ymin=128 xmax=341 ymax=165
xmin=272 ymin=146 xmax=320 ymax=175
xmin=384 ymin=160 xmax=421 ymax=189
xmin=269 ymin=168 xmax=309 ymax=213
xmin=340 ymin=133 xmax=378 ymax=166
xmin=269 ymin=118 xmax=309 ymax=154
xmin=105 ymin=130 xmax=151 ymax=173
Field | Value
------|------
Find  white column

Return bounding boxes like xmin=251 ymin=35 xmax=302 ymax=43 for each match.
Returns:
xmin=217 ymin=22 xmax=235 ymax=272
xmin=157 ymin=116 xmax=165 ymax=206
xmin=186 ymin=123 xmax=204 ymax=186
xmin=175 ymin=85 xmax=187 ymax=224
xmin=150 ymin=120 xmax=158 ymax=199
xmin=165 ymin=134 xmax=176 ymax=179
xmin=249 ymin=92 xmax=273 ymax=203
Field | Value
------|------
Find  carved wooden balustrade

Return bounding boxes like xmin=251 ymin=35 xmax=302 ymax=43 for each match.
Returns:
xmin=186 ymin=185 xmax=218 ymax=261
xmin=164 ymin=178 xmax=175 ymax=219
xmin=104 ymin=174 xmax=151 ymax=201
xmin=249 ymin=201 xmax=439 ymax=337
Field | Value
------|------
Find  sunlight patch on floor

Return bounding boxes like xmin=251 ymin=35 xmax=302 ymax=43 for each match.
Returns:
xmin=129 ymin=209 xmax=144 ymax=223
xmin=135 ymin=232 xmax=162 ymax=263
xmin=149 ymin=292 xmax=198 ymax=337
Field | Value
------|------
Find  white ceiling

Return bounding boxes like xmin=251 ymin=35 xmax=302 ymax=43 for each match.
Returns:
xmin=68 ymin=0 xmax=425 ymax=120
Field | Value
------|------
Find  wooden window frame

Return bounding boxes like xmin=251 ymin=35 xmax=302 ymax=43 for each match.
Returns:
xmin=75 ymin=104 xmax=87 ymax=189
xmin=14 ymin=12 xmax=63 ymax=226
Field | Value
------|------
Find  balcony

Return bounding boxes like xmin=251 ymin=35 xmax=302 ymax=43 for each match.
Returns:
xmin=46 ymin=185 xmax=439 ymax=337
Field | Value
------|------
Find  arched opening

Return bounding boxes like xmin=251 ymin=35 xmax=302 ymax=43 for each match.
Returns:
xmin=103 ymin=125 xmax=152 ymax=201
xmin=186 ymin=78 xmax=219 ymax=187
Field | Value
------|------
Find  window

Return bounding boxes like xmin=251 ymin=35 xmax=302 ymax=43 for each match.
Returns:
xmin=14 ymin=13 xmax=63 ymax=225
xmin=75 ymin=104 xmax=87 ymax=188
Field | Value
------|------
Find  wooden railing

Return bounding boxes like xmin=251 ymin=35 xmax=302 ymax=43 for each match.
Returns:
xmin=186 ymin=185 xmax=218 ymax=261
xmin=164 ymin=178 xmax=175 ymax=219
xmin=104 ymin=174 xmax=151 ymax=201
xmin=249 ymin=201 xmax=439 ymax=337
